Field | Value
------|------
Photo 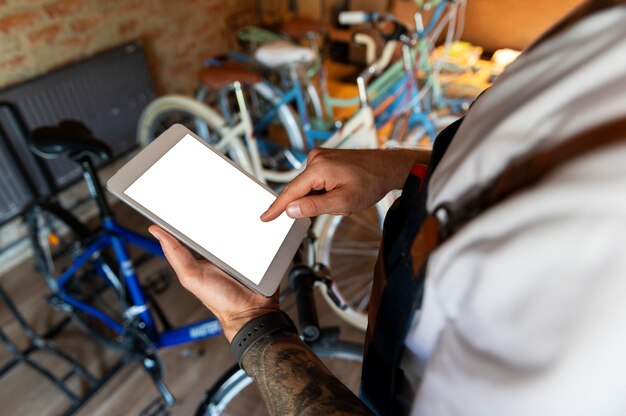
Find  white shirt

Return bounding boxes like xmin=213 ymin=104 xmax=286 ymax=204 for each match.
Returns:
xmin=405 ymin=6 xmax=626 ymax=415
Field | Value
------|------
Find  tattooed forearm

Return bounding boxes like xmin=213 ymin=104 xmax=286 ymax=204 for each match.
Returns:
xmin=241 ymin=331 xmax=373 ymax=416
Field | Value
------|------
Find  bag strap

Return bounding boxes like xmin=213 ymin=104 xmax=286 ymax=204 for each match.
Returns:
xmin=411 ymin=115 xmax=626 ymax=275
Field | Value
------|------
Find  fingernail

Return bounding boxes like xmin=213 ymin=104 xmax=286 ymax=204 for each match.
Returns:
xmin=286 ymin=203 xmax=302 ymax=218
xmin=148 ymin=229 xmax=160 ymax=241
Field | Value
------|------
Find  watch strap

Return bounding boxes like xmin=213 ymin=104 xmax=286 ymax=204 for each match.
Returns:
xmin=230 ymin=310 xmax=298 ymax=368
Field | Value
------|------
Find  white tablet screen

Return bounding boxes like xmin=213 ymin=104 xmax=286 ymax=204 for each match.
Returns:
xmin=124 ymin=134 xmax=294 ymax=285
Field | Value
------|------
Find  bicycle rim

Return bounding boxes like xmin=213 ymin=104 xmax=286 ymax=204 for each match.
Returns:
xmin=27 ymin=203 xmax=128 ymax=349
xmin=196 ymin=342 xmax=362 ymax=416
xmin=137 ymin=95 xmax=253 ymax=172
xmin=197 ymin=81 xmax=307 ymax=156
xmin=314 ymin=207 xmax=385 ymax=331
xmin=251 ymin=82 xmax=306 ymax=152
xmin=305 ymin=82 xmax=324 ymax=121
xmin=138 ymin=95 xmax=226 ymax=147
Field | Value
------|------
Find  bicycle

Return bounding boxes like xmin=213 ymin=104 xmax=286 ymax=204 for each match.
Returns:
xmin=201 ymin=0 xmax=466 ymax=154
xmin=195 ymin=235 xmax=363 ymax=416
xmin=2 ymin=102 xmax=226 ymax=406
xmin=223 ymin=17 xmax=333 ymax=130
xmin=137 ymin=7 xmax=460 ymax=330
xmin=198 ymin=24 xmax=407 ymax=150
xmin=337 ymin=0 xmax=471 ymax=141
xmin=138 ymin=72 xmax=394 ymax=331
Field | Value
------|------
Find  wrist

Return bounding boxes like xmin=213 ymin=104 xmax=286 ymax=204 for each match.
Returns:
xmin=220 ymin=307 xmax=280 ymax=342
xmin=377 ymin=148 xmax=430 ymax=191
xmin=394 ymin=148 xmax=430 ymax=183
xmin=229 ymin=310 xmax=298 ymax=369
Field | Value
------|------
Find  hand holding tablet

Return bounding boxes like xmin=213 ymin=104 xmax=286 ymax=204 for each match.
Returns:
xmin=107 ymin=124 xmax=310 ymax=297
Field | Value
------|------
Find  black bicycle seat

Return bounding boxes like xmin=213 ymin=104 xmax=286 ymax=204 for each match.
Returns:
xmin=29 ymin=120 xmax=112 ymax=161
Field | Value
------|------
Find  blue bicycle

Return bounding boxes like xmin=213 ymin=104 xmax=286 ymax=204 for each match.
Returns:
xmin=196 ymin=0 xmax=467 ymax=154
xmin=16 ymin=110 xmax=223 ymax=405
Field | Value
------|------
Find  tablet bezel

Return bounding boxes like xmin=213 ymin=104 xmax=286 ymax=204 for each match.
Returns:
xmin=106 ymin=124 xmax=310 ymax=297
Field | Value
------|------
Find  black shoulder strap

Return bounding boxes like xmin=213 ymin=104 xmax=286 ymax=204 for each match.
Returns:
xmin=412 ymin=115 xmax=626 ymax=275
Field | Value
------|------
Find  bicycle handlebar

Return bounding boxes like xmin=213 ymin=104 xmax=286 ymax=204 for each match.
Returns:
xmin=374 ymin=14 xmax=409 ymax=42
xmin=339 ymin=11 xmax=410 ymax=43
xmin=374 ymin=40 xmax=399 ymax=74
xmin=353 ymin=33 xmax=377 ymax=65
xmin=338 ymin=11 xmax=371 ymax=25
xmin=341 ymin=0 xmax=454 ymax=42
xmin=356 ymin=40 xmax=399 ymax=107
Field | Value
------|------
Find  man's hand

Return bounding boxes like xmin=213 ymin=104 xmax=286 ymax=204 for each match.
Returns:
xmin=261 ymin=147 xmax=430 ymax=221
xmin=148 ymin=225 xmax=278 ymax=342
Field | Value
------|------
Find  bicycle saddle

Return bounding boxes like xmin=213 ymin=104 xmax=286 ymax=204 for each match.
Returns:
xmin=280 ymin=18 xmax=329 ymax=38
xmin=255 ymin=41 xmax=318 ymax=68
xmin=200 ymin=61 xmax=262 ymax=90
xmin=29 ymin=120 xmax=112 ymax=161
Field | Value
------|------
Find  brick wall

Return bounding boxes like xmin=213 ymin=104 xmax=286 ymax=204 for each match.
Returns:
xmin=0 ymin=0 xmax=255 ymax=94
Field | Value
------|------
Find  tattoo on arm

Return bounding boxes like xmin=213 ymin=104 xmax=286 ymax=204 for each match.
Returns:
xmin=241 ymin=331 xmax=373 ymax=416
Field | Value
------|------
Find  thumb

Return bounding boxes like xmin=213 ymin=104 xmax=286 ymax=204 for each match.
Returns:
xmin=148 ymin=225 xmax=198 ymax=276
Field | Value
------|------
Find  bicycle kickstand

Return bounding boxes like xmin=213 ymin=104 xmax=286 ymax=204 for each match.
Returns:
xmin=142 ymin=354 xmax=175 ymax=406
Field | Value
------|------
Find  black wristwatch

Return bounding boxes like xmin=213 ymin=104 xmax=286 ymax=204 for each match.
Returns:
xmin=230 ymin=310 xmax=298 ymax=368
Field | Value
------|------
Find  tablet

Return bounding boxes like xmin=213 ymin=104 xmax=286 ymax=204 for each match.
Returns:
xmin=107 ymin=124 xmax=310 ymax=297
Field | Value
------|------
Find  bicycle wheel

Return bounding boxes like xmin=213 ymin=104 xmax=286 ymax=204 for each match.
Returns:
xmin=196 ymin=341 xmax=363 ymax=416
xmin=250 ymin=81 xmax=306 ymax=152
xmin=304 ymin=81 xmax=325 ymax=122
xmin=225 ymin=82 xmax=309 ymax=173
xmin=196 ymin=80 xmax=307 ymax=155
xmin=26 ymin=202 xmax=128 ymax=349
xmin=313 ymin=197 xmax=394 ymax=331
xmin=137 ymin=95 xmax=253 ymax=171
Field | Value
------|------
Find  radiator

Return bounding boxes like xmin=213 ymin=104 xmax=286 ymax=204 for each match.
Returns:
xmin=0 ymin=41 xmax=156 ymax=226
xmin=0 ymin=125 xmax=33 ymax=227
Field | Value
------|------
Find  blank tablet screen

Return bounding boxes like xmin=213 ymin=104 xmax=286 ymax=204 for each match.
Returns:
xmin=124 ymin=134 xmax=294 ymax=285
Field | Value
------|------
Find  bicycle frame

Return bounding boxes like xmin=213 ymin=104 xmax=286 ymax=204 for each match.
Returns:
xmin=221 ymin=81 xmax=378 ymax=186
xmin=206 ymin=2 xmax=457 ymax=150
xmin=253 ymin=3 xmax=456 ymax=147
xmin=43 ymin=173 xmax=223 ymax=351
xmin=253 ymin=59 xmax=414 ymax=149
xmin=53 ymin=217 xmax=223 ymax=348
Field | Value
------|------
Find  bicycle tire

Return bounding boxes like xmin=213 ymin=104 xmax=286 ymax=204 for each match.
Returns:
xmin=304 ymin=81 xmax=324 ymax=122
xmin=313 ymin=196 xmax=394 ymax=331
xmin=137 ymin=95 xmax=253 ymax=171
xmin=196 ymin=81 xmax=307 ymax=154
xmin=195 ymin=341 xmax=363 ymax=416
xmin=138 ymin=95 xmax=225 ymax=147
xmin=26 ymin=202 xmax=129 ymax=349
xmin=250 ymin=81 xmax=306 ymax=152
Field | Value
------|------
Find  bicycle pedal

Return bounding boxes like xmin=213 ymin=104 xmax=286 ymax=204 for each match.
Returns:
xmin=179 ymin=348 xmax=204 ymax=359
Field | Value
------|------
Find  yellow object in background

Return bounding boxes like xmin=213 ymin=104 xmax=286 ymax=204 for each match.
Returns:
xmin=490 ymin=48 xmax=522 ymax=75
xmin=430 ymin=41 xmax=489 ymax=99
xmin=430 ymin=42 xmax=522 ymax=99
xmin=47 ymin=233 xmax=60 ymax=247
xmin=431 ymin=41 xmax=484 ymax=74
